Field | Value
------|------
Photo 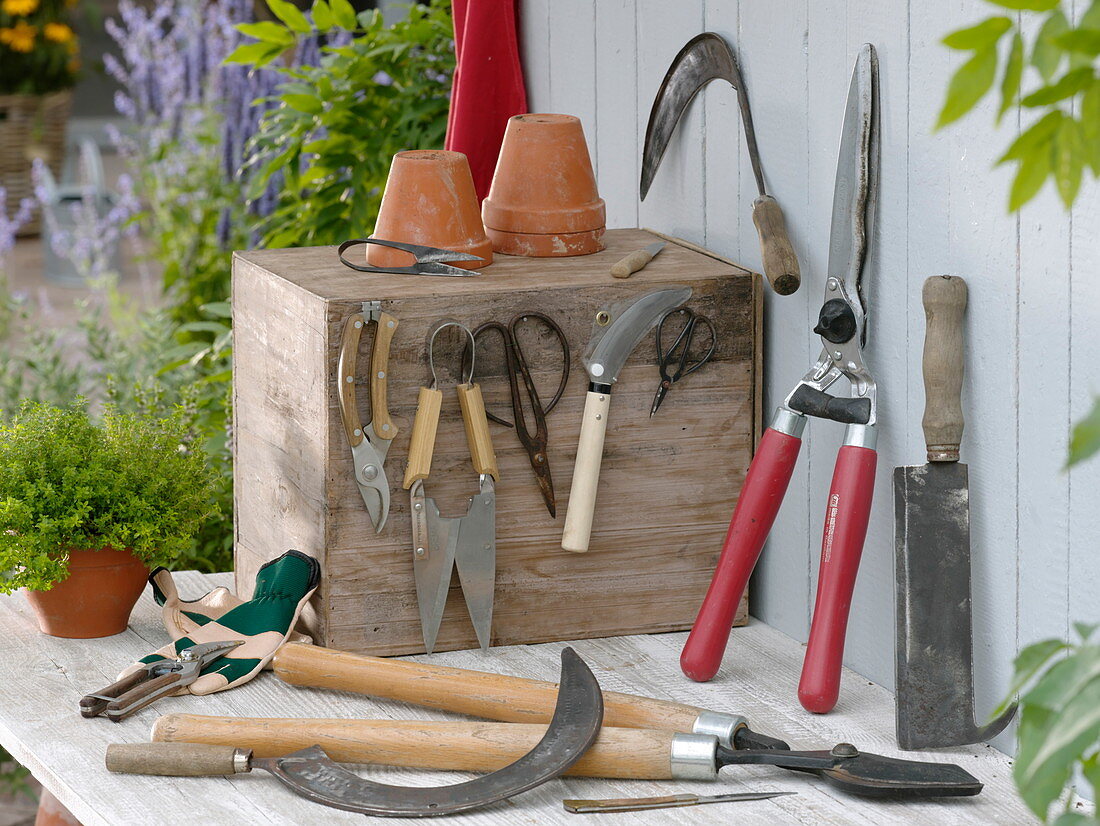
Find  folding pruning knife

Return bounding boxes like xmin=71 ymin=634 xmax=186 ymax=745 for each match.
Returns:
xmin=338 ymin=301 xmax=398 ymax=532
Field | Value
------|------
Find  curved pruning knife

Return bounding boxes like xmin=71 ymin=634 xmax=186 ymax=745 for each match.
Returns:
xmin=338 ymin=301 xmax=398 ymax=533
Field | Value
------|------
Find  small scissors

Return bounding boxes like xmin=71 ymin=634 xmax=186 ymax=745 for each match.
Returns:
xmin=470 ymin=313 xmax=570 ymax=517
xmin=337 ymin=238 xmax=484 ymax=276
xmin=650 ymin=306 xmax=717 ymax=416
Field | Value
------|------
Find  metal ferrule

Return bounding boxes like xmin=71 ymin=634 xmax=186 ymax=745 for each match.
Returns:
xmin=233 ymin=748 xmax=252 ymax=774
xmin=843 ymin=423 xmax=877 ymax=449
xmin=669 ymin=733 xmax=719 ymax=780
xmin=691 ymin=711 xmax=748 ymax=750
xmin=770 ymin=407 xmax=807 ymax=438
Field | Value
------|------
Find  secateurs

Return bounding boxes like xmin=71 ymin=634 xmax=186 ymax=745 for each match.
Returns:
xmin=403 ymin=322 xmax=500 ymax=653
xmin=338 ymin=301 xmax=397 ymax=533
xmin=681 ymin=45 xmax=881 ymax=713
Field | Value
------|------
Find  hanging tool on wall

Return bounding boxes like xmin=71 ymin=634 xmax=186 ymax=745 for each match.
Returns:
xmin=262 ymin=643 xmax=984 ymax=798
xmin=338 ymin=302 xmax=397 ymax=533
xmin=337 ymin=238 xmax=485 ymax=276
xmin=650 ymin=306 xmax=716 ymax=416
xmin=679 ymin=45 xmax=880 ymax=712
xmin=469 ymin=313 xmax=570 ymax=517
xmin=561 ymin=286 xmax=691 ymax=552
xmin=641 ymin=33 xmax=800 ymax=295
xmin=107 ymin=648 xmax=603 ymax=817
xmin=894 ymin=276 xmax=1017 ymax=750
xmin=404 ymin=322 xmax=499 ymax=653
xmin=610 ymin=241 xmax=665 ymax=278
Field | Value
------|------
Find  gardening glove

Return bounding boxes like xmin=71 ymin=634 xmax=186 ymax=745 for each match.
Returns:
xmin=118 ymin=550 xmax=320 ymax=695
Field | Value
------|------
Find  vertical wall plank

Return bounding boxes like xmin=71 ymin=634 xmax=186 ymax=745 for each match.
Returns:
xmin=595 ymin=1 xmax=640 ymax=228
xmin=548 ymin=0 xmax=599 ymax=172
xmin=519 ymin=0 xmax=551 ymax=111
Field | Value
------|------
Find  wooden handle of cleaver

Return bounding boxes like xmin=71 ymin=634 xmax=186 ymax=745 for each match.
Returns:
xmin=921 ymin=276 xmax=968 ymax=462
xmin=752 ymin=196 xmax=800 ymax=296
xmin=106 ymin=742 xmax=248 ymax=776
xmin=457 ymin=382 xmax=500 ymax=480
xmin=273 ymin=643 xmax=705 ymax=734
xmin=561 ymin=391 xmax=612 ymax=552
xmin=403 ymin=386 xmax=443 ymax=488
xmin=153 ymin=715 xmax=679 ymax=780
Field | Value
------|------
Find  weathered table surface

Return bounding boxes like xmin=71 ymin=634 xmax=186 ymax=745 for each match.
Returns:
xmin=0 ymin=572 xmax=1040 ymax=825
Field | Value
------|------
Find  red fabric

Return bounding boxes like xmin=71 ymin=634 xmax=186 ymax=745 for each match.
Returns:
xmin=445 ymin=0 xmax=528 ymax=202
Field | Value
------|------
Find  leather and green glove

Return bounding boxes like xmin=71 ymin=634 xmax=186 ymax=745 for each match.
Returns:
xmin=119 ymin=550 xmax=320 ymax=695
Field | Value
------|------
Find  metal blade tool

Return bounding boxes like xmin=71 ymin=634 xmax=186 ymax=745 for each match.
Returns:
xmin=894 ymin=276 xmax=1017 ymax=749
xmin=641 ymin=33 xmax=800 ymax=295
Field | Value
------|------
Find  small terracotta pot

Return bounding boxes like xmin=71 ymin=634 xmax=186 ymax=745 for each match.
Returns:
xmin=482 ymin=114 xmax=606 ymax=257
xmin=35 ymin=790 xmax=82 ymax=826
xmin=24 ymin=547 xmax=149 ymax=638
xmin=367 ymin=150 xmax=492 ymax=270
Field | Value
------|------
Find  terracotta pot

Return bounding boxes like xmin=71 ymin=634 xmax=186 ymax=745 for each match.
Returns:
xmin=482 ymin=113 xmax=606 ymax=257
xmin=35 ymin=790 xmax=82 ymax=826
xmin=367 ymin=150 xmax=492 ymax=270
xmin=23 ymin=547 xmax=149 ymax=638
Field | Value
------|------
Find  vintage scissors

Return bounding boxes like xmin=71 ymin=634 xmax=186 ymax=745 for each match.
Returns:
xmin=682 ymin=45 xmax=880 ymax=713
xmin=650 ymin=306 xmax=717 ymax=416
xmin=338 ymin=301 xmax=398 ymax=532
xmin=79 ymin=640 xmax=243 ymax=722
xmin=469 ymin=313 xmax=570 ymax=517
xmin=337 ymin=238 xmax=484 ymax=277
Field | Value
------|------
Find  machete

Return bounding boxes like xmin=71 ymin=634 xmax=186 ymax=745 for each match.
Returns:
xmin=106 ymin=647 xmax=604 ymax=817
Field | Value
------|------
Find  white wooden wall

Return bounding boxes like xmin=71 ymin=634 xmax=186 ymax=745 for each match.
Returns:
xmin=520 ymin=0 xmax=1100 ymax=752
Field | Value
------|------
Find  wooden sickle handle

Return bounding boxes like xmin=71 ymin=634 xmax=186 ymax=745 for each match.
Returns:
xmin=403 ymin=386 xmax=443 ymax=489
xmin=921 ymin=276 xmax=968 ymax=462
xmin=337 ymin=313 xmax=366 ymax=447
xmin=273 ymin=643 xmax=705 ymax=734
xmin=751 ymin=196 xmax=800 ymax=296
xmin=152 ymin=715 xmax=678 ymax=780
xmin=370 ymin=311 xmax=399 ymax=442
xmin=457 ymin=382 xmax=499 ymax=480
xmin=610 ymin=248 xmax=655 ymax=279
xmin=106 ymin=742 xmax=247 ymax=776
xmin=562 ymin=391 xmax=611 ymax=552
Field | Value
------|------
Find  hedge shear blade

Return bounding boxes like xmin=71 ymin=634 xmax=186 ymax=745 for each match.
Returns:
xmin=337 ymin=238 xmax=484 ymax=277
xmin=681 ymin=45 xmax=880 ymax=715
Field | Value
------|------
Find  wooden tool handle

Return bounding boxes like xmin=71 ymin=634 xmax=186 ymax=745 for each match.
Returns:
xmin=751 ymin=196 xmax=800 ymax=296
xmin=337 ymin=313 xmax=365 ymax=447
xmin=561 ymin=391 xmax=611 ymax=553
xmin=457 ymin=382 xmax=499 ymax=480
xmin=610 ymin=248 xmax=654 ymax=279
xmin=152 ymin=715 xmax=678 ymax=780
xmin=108 ymin=671 xmax=182 ymax=719
xmin=105 ymin=742 xmax=247 ymax=776
xmin=79 ymin=670 xmax=147 ymax=717
xmin=273 ymin=643 xmax=705 ymax=733
xmin=403 ymin=386 xmax=443 ymax=488
xmin=370 ymin=311 xmax=398 ymax=442
xmin=921 ymin=275 xmax=968 ymax=462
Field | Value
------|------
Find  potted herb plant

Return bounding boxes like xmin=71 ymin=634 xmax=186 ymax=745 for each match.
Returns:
xmin=0 ymin=400 xmax=220 ymax=638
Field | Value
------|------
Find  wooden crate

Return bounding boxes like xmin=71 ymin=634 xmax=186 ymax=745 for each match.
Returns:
xmin=232 ymin=228 xmax=760 ymax=655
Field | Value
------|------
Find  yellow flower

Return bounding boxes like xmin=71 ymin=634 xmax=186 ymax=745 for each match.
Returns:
xmin=1 ymin=0 xmax=38 ymax=16
xmin=43 ymin=22 xmax=74 ymax=44
xmin=0 ymin=21 xmax=36 ymax=53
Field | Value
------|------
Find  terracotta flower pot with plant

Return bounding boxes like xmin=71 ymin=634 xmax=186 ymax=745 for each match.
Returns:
xmin=0 ymin=401 xmax=221 ymax=638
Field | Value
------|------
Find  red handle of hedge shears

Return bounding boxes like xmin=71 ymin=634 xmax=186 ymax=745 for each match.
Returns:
xmin=680 ymin=426 xmax=803 ymax=682
xmin=798 ymin=443 xmax=877 ymax=713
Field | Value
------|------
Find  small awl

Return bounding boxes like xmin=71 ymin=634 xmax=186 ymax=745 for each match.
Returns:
xmin=610 ymin=241 xmax=665 ymax=278
xmin=563 ymin=791 xmax=795 ymax=814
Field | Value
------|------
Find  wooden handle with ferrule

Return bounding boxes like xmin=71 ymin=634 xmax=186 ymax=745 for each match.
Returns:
xmin=273 ymin=643 xmax=706 ymax=734
xmin=403 ymin=386 xmax=443 ymax=489
xmin=921 ymin=275 xmax=968 ymax=462
xmin=752 ymin=196 xmax=800 ymax=296
xmin=457 ymin=382 xmax=499 ymax=480
xmin=152 ymin=715 xmax=679 ymax=780
xmin=369 ymin=311 xmax=398 ymax=442
xmin=337 ymin=313 xmax=365 ymax=447
xmin=105 ymin=742 xmax=247 ymax=776
xmin=562 ymin=391 xmax=612 ymax=552
xmin=610 ymin=248 xmax=655 ymax=278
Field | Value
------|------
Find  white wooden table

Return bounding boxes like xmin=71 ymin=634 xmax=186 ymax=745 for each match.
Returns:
xmin=0 ymin=572 xmax=1040 ymax=825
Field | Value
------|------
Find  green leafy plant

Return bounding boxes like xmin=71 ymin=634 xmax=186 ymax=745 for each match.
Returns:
xmin=231 ymin=0 xmax=455 ymax=246
xmin=0 ymin=400 xmax=221 ymax=593
xmin=938 ymin=0 xmax=1100 ymax=210
xmin=0 ymin=0 xmax=78 ymax=95
xmin=1000 ymin=625 xmax=1100 ymax=823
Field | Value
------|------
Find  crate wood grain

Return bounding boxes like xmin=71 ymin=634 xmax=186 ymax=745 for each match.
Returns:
xmin=233 ymin=228 xmax=761 ymax=655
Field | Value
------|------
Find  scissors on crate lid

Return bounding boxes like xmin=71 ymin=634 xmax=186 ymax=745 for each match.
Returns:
xmin=337 ymin=238 xmax=484 ymax=277
xmin=650 ymin=305 xmax=716 ymax=416
xmin=681 ymin=45 xmax=880 ymax=714
xmin=468 ymin=313 xmax=570 ymax=518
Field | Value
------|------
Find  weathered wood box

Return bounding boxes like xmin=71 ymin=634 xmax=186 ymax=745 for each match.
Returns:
xmin=232 ymin=228 xmax=760 ymax=655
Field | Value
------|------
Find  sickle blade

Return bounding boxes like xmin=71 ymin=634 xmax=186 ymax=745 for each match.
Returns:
xmin=259 ymin=648 xmax=604 ymax=816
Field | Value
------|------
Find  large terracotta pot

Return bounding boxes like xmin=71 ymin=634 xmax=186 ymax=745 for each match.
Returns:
xmin=23 ymin=547 xmax=149 ymax=638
